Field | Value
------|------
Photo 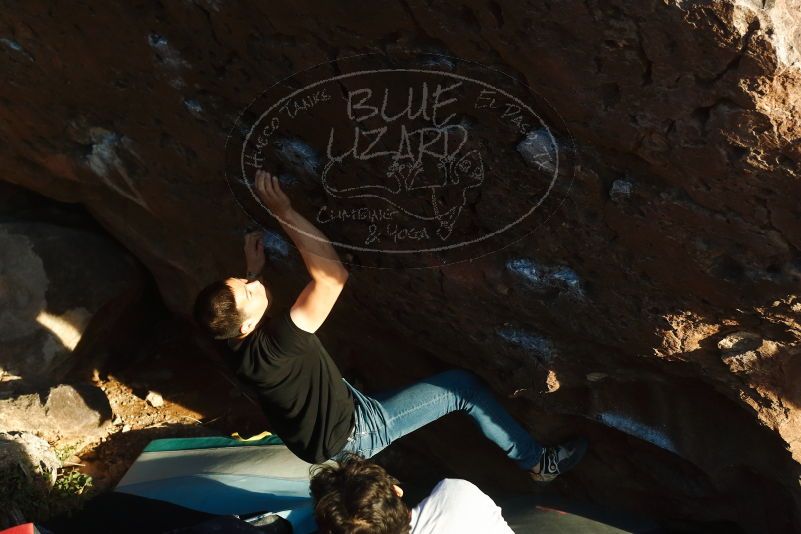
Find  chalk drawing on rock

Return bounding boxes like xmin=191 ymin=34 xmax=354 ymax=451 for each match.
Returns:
xmin=227 ymin=56 xmax=578 ymax=268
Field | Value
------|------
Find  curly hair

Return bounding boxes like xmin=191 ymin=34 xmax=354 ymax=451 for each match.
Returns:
xmin=192 ymin=279 xmax=243 ymax=340
xmin=310 ymin=454 xmax=411 ymax=534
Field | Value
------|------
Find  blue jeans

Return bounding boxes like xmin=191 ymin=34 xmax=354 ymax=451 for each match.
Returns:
xmin=335 ymin=369 xmax=542 ymax=470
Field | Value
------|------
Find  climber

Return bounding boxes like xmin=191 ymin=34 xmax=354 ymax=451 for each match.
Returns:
xmin=193 ymin=169 xmax=587 ymax=481
xmin=310 ymin=453 xmax=514 ymax=534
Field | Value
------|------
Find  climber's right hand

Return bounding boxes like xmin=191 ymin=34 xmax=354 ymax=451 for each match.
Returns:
xmin=255 ymin=169 xmax=292 ymax=218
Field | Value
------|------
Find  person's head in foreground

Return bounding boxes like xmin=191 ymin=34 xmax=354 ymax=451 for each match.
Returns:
xmin=193 ymin=276 xmax=272 ymax=340
xmin=310 ymin=453 xmax=410 ymax=534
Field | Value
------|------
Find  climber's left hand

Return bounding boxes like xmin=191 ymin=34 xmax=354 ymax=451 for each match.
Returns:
xmin=244 ymin=231 xmax=266 ymax=277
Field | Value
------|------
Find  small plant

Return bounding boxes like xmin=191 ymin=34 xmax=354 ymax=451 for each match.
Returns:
xmin=54 ymin=468 xmax=93 ymax=496
xmin=55 ymin=444 xmax=81 ymax=464
xmin=0 ymin=463 xmax=94 ymax=525
xmin=47 ymin=467 xmax=94 ymax=517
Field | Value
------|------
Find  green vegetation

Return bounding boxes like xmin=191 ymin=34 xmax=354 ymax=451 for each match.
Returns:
xmin=0 ymin=452 xmax=94 ymax=525
xmin=55 ymin=444 xmax=81 ymax=464
xmin=49 ymin=467 xmax=94 ymax=514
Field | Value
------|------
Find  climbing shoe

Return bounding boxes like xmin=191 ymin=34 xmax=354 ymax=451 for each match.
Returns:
xmin=529 ymin=436 xmax=588 ymax=483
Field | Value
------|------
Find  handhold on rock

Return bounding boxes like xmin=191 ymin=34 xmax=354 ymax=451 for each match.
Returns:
xmin=417 ymin=51 xmax=456 ymax=70
xmin=506 ymin=258 xmax=585 ymax=298
xmin=717 ymin=331 xmax=774 ymax=374
xmin=516 ymin=128 xmax=557 ymax=174
xmin=183 ymin=98 xmax=203 ymax=115
xmin=261 ymin=230 xmax=291 ymax=259
xmin=717 ymin=331 xmax=763 ymax=354
xmin=598 ymin=412 xmax=678 ymax=454
xmin=550 ymin=266 xmax=583 ymax=295
xmin=609 ymin=179 xmax=633 ymax=202
xmin=274 ymin=136 xmax=321 ymax=177
xmin=1 ymin=37 xmax=23 ymax=52
xmin=497 ymin=326 xmax=556 ymax=363
xmin=545 ymin=369 xmax=560 ymax=392
xmin=586 ymin=372 xmax=608 ymax=382
xmin=506 ymin=257 xmax=543 ymax=284
xmin=722 ymin=351 xmax=759 ymax=374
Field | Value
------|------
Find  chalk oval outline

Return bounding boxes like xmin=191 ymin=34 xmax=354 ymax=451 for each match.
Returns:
xmin=226 ymin=53 xmax=576 ymax=261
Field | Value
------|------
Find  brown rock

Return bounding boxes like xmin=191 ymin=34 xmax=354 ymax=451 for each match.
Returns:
xmin=2 ymin=1 xmax=801 ymax=531
xmin=0 ymin=384 xmax=112 ymax=442
xmin=145 ymin=390 xmax=164 ymax=408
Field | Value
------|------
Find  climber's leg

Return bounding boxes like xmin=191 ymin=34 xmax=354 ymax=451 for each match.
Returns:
xmin=337 ymin=370 xmax=543 ymax=470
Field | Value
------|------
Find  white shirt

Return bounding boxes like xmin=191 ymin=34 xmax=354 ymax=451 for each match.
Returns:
xmin=409 ymin=479 xmax=514 ymax=534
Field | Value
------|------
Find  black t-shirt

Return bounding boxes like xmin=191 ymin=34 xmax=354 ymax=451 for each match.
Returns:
xmin=228 ymin=307 xmax=354 ymax=464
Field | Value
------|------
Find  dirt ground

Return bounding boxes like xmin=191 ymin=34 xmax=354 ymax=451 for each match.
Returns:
xmin=66 ymin=320 xmax=270 ymax=494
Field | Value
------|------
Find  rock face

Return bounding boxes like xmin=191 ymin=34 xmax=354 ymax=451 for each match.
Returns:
xmin=0 ymin=219 xmax=145 ymax=390
xmin=1 ymin=1 xmax=800 ymax=532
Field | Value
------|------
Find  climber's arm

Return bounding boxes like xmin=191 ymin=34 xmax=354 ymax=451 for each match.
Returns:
xmin=254 ymin=170 xmax=348 ymax=334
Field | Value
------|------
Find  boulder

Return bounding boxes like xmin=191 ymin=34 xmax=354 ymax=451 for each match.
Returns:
xmin=0 ymin=430 xmax=59 ymax=487
xmin=0 ymin=221 xmax=145 ymax=389
xmin=0 ymin=384 xmax=112 ymax=443
xmin=0 ymin=431 xmax=60 ymax=528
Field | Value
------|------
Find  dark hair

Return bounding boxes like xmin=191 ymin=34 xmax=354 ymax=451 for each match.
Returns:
xmin=310 ymin=454 xmax=410 ymax=534
xmin=193 ymin=280 xmax=243 ymax=340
